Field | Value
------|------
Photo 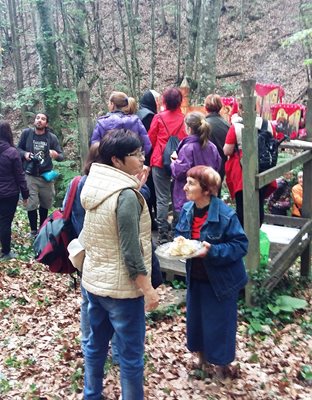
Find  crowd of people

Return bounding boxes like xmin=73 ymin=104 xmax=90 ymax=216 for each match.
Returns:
xmin=0 ymin=87 xmax=306 ymax=399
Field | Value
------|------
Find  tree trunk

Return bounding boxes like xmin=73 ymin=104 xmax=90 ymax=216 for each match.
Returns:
xmin=35 ymin=0 xmax=61 ymax=139
xmin=124 ymin=0 xmax=141 ymax=96
xmin=19 ymin=0 xmax=32 ymax=86
xmin=150 ymin=0 xmax=156 ymax=89
xmin=241 ymin=0 xmax=245 ymax=41
xmin=116 ymin=0 xmax=134 ymax=94
xmin=8 ymin=0 xmax=27 ymax=125
xmin=196 ymin=0 xmax=222 ymax=102
xmin=176 ymin=0 xmax=182 ymax=83
xmin=159 ymin=0 xmax=168 ymax=36
xmin=185 ymin=0 xmax=202 ymax=79
xmin=77 ymin=78 xmax=93 ymax=170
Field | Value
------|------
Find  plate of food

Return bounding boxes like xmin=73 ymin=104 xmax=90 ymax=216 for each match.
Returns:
xmin=155 ymin=236 xmax=204 ymax=260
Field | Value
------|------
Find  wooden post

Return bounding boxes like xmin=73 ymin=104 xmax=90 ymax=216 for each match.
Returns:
xmin=240 ymin=79 xmax=259 ymax=306
xmin=300 ymin=87 xmax=312 ymax=277
xmin=180 ymin=77 xmax=190 ymax=115
xmin=76 ymin=78 xmax=93 ymax=172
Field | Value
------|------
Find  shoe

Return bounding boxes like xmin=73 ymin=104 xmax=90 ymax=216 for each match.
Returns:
xmin=0 ymin=251 xmax=18 ymax=260
xmin=27 ymin=230 xmax=38 ymax=239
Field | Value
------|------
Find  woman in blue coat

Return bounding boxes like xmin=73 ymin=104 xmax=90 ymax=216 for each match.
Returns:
xmin=175 ymin=165 xmax=248 ymax=378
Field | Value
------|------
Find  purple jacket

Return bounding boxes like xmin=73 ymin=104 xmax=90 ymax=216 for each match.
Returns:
xmin=90 ymin=111 xmax=152 ymax=155
xmin=171 ymin=135 xmax=221 ymax=212
xmin=0 ymin=141 xmax=29 ymax=199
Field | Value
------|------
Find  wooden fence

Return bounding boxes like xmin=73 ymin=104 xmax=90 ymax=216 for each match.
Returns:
xmin=241 ymin=80 xmax=312 ymax=305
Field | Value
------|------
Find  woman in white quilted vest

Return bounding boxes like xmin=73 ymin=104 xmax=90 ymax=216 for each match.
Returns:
xmin=80 ymin=129 xmax=159 ymax=400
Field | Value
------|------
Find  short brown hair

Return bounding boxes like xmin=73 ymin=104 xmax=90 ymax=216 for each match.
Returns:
xmin=204 ymin=94 xmax=223 ymax=113
xmin=187 ymin=165 xmax=221 ymax=196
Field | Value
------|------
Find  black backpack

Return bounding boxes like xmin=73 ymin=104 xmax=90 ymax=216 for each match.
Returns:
xmin=159 ymin=115 xmax=184 ymax=176
xmin=258 ymin=120 xmax=284 ymax=173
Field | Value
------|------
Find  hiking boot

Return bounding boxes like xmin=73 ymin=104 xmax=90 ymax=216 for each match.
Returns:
xmin=27 ymin=230 xmax=38 ymax=239
xmin=0 ymin=251 xmax=18 ymax=260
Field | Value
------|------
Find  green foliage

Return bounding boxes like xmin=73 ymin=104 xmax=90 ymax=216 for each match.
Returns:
xmin=71 ymin=367 xmax=83 ymax=393
xmin=0 ymin=377 xmax=11 ymax=394
xmin=170 ymin=279 xmax=186 ymax=289
xmin=0 ymin=299 xmax=12 ymax=310
xmin=9 ymin=86 xmax=77 ymax=115
xmin=267 ymin=295 xmax=308 ymax=315
xmin=53 ymin=160 xmax=80 ymax=207
xmin=219 ymin=81 xmax=240 ymax=96
xmin=282 ymin=29 xmax=312 ymax=48
xmin=6 ymin=267 xmax=20 ymax=277
xmin=300 ymin=365 xmax=312 ymax=381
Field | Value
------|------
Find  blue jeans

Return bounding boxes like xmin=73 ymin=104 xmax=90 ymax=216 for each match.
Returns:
xmin=84 ymin=292 xmax=145 ymax=400
xmin=80 ymin=285 xmax=91 ymax=355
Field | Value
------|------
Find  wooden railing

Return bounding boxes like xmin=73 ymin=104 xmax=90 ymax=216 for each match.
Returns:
xmin=241 ymin=80 xmax=312 ymax=305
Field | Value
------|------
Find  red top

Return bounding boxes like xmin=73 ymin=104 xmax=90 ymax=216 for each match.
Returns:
xmin=148 ymin=109 xmax=187 ymax=168
xmin=224 ymin=125 xmax=243 ymax=199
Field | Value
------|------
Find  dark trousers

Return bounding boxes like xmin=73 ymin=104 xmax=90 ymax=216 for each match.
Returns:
xmin=0 ymin=194 xmax=19 ymax=254
xmin=235 ymin=188 xmax=266 ymax=228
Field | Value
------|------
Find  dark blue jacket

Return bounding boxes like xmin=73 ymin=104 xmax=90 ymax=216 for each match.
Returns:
xmin=175 ymin=196 xmax=248 ymax=300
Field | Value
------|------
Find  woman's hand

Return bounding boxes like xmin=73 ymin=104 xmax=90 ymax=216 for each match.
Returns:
xmin=170 ymin=151 xmax=178 ymax=161
xmin=136 ymin=165 xmax=150 ymax=188
xmin=196 ymin=241 xmax=211 ymax=258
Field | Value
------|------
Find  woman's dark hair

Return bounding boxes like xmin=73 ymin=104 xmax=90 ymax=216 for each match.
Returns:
xmin=84 ymin=142 xmax=100 ymax=175
xmin=187 ymin=166 xmax=221 ymax=197
xmin=98 ymin=129 xmax=142 ymax=166
xmin=0 ymin=120 xmax=14 ymax=146
xmin=204 ymin=94 xmax=223 ymax=113
xmin=162 ymin=87 xmax=183 ymax=110
xmin=185 ymin=112 xmax=211 ymax=147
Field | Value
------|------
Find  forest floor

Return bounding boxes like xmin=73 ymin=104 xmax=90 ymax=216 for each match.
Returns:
xmin=0 ymin=208 xmax=312 ymax=400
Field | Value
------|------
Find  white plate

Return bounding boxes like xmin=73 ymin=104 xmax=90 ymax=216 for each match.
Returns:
xmin=155 ymin=240 xmax=203 ymax=260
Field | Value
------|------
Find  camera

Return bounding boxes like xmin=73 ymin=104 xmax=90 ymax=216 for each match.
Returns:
xmin=25 ymin=152 xmax=44 ymax=175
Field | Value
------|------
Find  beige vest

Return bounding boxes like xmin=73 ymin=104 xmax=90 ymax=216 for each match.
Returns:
xmin=81 ymin=166 xmax=152 ymax=299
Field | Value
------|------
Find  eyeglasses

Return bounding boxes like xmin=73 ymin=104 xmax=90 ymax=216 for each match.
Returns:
xmin=126 ymin=150 xmax=145 ymax=158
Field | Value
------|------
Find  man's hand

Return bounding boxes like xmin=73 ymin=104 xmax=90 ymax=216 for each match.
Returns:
xmin=49 ymin=150 xmax=59 ymax=159
xmin=25 ymin=152 xmax=32 ymax=161
xmin=135 ymin=274 xmax=159 ymax=311
xmin=144 ymin=287 xmax=159 ymax=312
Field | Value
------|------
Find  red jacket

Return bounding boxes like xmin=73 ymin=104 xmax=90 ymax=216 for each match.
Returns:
xmin=148 ymin=109 xmax=187 ymax=168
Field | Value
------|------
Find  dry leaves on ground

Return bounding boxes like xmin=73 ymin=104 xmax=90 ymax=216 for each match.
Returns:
xmin=0 ymin=246 xmax=312 ymax=400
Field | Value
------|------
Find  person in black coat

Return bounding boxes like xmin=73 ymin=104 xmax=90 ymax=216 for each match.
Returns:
xmin=204 ymin=94 xmax=230 ymax=189
xmin=137 ymin=90 xmax=161 ymax=230
xmin=0 ymin=121 xmax=29 ymax=259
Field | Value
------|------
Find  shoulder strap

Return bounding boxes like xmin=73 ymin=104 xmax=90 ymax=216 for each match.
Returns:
xmin=158 ymin=114 xmax=184 ymax=137
xmin=25 ymin=128 xmax=35 ymax=152
xmin=63 ymin=176 xmax=82 ymax=221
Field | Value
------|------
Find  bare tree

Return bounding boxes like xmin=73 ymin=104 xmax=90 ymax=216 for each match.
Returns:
xmin=196 ymin=0 xmax=222 ymax=101
xmin=185 ymin=0 xmax=202 ymax=80
xmin=35 ymin=0 xmax=61 ymax=137
xmin=150 ymin=0 xmax=156 ymax=89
